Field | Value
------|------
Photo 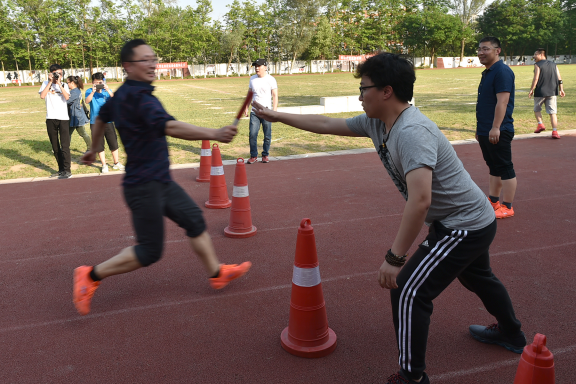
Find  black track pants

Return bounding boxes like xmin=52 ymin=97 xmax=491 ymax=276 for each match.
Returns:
xmin=390 ymin=219 xmax=521 ymax=379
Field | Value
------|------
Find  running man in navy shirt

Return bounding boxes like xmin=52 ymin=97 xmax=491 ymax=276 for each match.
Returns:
xmin=74 ymin=39 xmax=251 ymax=315
xmin=476 ymin=36 xmax=517 ymax=220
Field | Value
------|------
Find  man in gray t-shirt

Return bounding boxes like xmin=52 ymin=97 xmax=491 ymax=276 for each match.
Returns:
xmin=253 ymin=53 xmax=525 ymax=384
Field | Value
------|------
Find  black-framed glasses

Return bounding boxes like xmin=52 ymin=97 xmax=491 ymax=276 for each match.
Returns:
xmin=359 ymin=85 xmax=378 ymax=96
xmin=126 ymin=58 xmax=159 ymax=64
xmin=477 ymin=47 xmax=498 ymax=53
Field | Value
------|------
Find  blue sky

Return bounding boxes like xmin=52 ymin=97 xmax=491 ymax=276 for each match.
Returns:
xmin=176 ymin=0 xmax=264 ymax=21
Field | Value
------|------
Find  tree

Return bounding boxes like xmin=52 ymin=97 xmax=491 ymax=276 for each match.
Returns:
xmin=449 ymin=0 xmax=487 ymax=63
xmin=399 ymin=6 xmax=462 ymax=64
xmin=476 ymin=0 xmax=534 ymax=62
xmin=279 ymin=0 xmax=322 ymax=73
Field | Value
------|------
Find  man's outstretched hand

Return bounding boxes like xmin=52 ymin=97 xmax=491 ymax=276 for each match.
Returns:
xmin=252 ymin=101 xmax=280 ymax=122
xmin=215 ymin=125 xmax=238 ymax=143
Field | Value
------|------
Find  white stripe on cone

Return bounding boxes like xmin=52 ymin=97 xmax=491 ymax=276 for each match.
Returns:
xmin=233 ymin=186 xmax=249 ymax=198
xmin=292 ymin=265 xmax=321 ymax=287
xmin=210 ymin=166 xmax=224 ymax=176
xmin=201 ymin=149 xmax=211 ymax=157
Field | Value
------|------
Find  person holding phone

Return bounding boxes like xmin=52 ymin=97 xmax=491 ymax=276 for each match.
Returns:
xmin=85 ymin=72 xmax=124 ymax=173
xmin=39 ymin=64 xmax=72 ymax=179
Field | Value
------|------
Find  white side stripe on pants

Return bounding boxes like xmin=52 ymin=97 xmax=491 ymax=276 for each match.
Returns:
xmin=398 ymin=229 xmax=467 ymax=372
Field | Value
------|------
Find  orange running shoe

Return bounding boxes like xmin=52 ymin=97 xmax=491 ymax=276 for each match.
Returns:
xmin=495 ymin=205 xmax=514 ymax=219
xmin=552 ymin=130 xmax=561 ymax=139
xmin=488 ymin=197 xmax=501 ymax=211
xmin=534 ymin=124 xmax=546 ymax=133
xmin=210 ymin=262 xmax=252 ymax=289
xmin=73 ymin=266 xmax=101 ymax=315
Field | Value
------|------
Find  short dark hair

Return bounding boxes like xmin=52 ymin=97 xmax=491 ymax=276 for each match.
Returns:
xmin=120 ymin=39 xmax=148 ymax=63
xmin=535 ymin=48 xmax=547 ymax=58
xmin=49 ymin=64 xmax=63 ymax=74
xmin=479 ymin=36 xmax=501 ymax=48
xmin=354 ymin=52 xmax=415 ymax=103
xmin=92 ymin=72 xmax=104 ymax=81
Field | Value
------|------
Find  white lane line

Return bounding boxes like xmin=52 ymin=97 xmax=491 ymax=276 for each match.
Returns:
xmin=430 ymin=344 xmax=576 ymax=381
xmin=0 ymin=271 xmax=373 ymax=334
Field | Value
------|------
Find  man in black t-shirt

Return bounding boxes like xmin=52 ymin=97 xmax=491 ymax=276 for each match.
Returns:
xmin=529 ymin=48 xmax=566 ymax=139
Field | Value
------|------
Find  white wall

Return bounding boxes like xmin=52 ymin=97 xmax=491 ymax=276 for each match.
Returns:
xmin=2 ymin=56 xmax=575 ymax=85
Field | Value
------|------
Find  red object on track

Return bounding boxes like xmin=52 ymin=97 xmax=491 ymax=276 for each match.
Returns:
xmin=513 ymin=333 xmax=555 ymax=384
xmin=224 ymin=158 xmax=257 ymax=238
xmin=281 ymin=218 xmax=337 ymax=358
xmin=196 ymin=140 xmax=211 ymax=182
xmin=205 ymin=143 xmax=231 ymax=209
xmin=233 ymin=90 xmax=254 ymax=126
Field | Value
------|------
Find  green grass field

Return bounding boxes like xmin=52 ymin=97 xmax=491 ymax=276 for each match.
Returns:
xmin=0 ymin=65 xmax=574 ymax=180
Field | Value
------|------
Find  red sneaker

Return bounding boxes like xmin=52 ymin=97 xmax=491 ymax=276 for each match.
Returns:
xmin=534 ymin=124 xmax=546 ymax=133
xmin=247 ymin=157 xmax=258 ymax=164
xmin=488 ymin=197 xmax=501 ymax=211
xmin=261 ymin=156 xmax=269 ymax=163
xmin=552 ymin=130 xmax=561 ymax=139
xmin=73 ymin=266 xmax=100 ymax=315
xmin=495 ymin=205 xmax=514 ymax=219
xmin=210 ymin=262 xmax=252 ymax=289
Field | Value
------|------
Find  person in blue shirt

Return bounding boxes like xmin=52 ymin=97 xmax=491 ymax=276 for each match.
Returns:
xmin=85 ymin=72 xmax=124 ymax=173
xmin=475 ymin=36 xmax=517 ymax=220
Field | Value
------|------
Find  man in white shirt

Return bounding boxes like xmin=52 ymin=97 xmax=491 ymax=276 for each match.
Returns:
xmin=39 ymin=64 xmax=72 ymax=179
xmin=244 ymin=59 xmax=278 ymax=164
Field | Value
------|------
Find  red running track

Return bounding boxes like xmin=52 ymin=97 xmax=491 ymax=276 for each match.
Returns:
xmin=0 ymin=135 xmax=575 ymax=383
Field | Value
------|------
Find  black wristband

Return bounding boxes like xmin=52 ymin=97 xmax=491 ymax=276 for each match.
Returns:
xmin=558 ymin=80 xmax=563 ymax=85
xmin=386 ymin=249 xmax=407 ymax=267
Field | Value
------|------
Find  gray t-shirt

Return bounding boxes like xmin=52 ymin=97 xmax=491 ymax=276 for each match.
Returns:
xmin=346 ymin=106 xmax=494 ymax=230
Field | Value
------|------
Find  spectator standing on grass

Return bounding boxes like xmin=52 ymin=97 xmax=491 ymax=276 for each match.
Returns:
xmin=66 ymin=76 xmax=92 ymax=153
xmin=244 ymin=58 xmax=278 ymax=164
xmin=39 ymin=64 xmax=72 ymax=179
xmin=529 ymin=48 xmax=566 ymax=139
xmin=85 ymin=72 xmax=124 ymax=173
xmin=252 ymin=52 xmax=525 ymax=384
xmin=74 ymin=39 xmax=251 ymax=316
xmin=476 ymin=36 xmax=517 ymax=220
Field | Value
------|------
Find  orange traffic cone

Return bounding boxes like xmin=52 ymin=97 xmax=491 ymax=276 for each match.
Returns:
xmin=224 ymin=158 xmax=257 ymax=238
xmin=513 ymin=334 xmax=555 ymax=384
xmin=196 ymin=140 xmax=211 ymax=182
xmin=205 ymin=143 xmax=231 ymax=209
xmin=280 ymin=218 xmax=337 ymax=358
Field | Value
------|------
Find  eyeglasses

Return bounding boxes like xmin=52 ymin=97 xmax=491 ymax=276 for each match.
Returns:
xmin=126 ymin=58 xmax=159 ymax=64
xmin=477 ymin=47 xmax=498 ymax=53
xmin=359 ymin=85 xmax=378 ymax=96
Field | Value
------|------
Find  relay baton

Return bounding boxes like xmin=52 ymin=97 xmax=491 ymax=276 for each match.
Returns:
xmin=233 ymin=90 xmax=254 ymax=126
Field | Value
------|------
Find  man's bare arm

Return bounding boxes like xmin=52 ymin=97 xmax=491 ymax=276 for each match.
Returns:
xmin=557 ymin=67 xmax=565 ymax=97
xmin=379 ymin=167 xmax=432 ymax=289
xmin=252 ymin=100 xmax=360 ymax=137
xmin=165 ymin=120 xmax=237 ymax=143
xmin=528 ymin=65 xmax=540 ymax=98
xmin=272 ymin=88 xmax=278 ymax=111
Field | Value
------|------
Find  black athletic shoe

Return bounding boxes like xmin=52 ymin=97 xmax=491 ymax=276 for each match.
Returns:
xmin=50 ymin=171 xmax=63 ymax=178
xmin=386 ymin=371 xmax=430 ymax=384
xmin=469 ymin=323 xmax=526 ymax=354
xmin=58 ymin=171 xmax=73 ymax=179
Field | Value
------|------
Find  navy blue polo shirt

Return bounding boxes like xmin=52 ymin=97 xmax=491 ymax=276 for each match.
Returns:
xmin=98 ymin=79 xmax=175 ymax=186
xmin=476 ymin=60 xmax=515 ymax=136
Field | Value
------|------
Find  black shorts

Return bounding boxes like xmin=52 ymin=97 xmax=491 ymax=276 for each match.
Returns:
xmin=123 ymin=181 xmax=207 ymax=267
xmin=478 ymin=130 xmax=516 ymax=180
xmin=90 ymin=122 xmax=119 ymax=153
